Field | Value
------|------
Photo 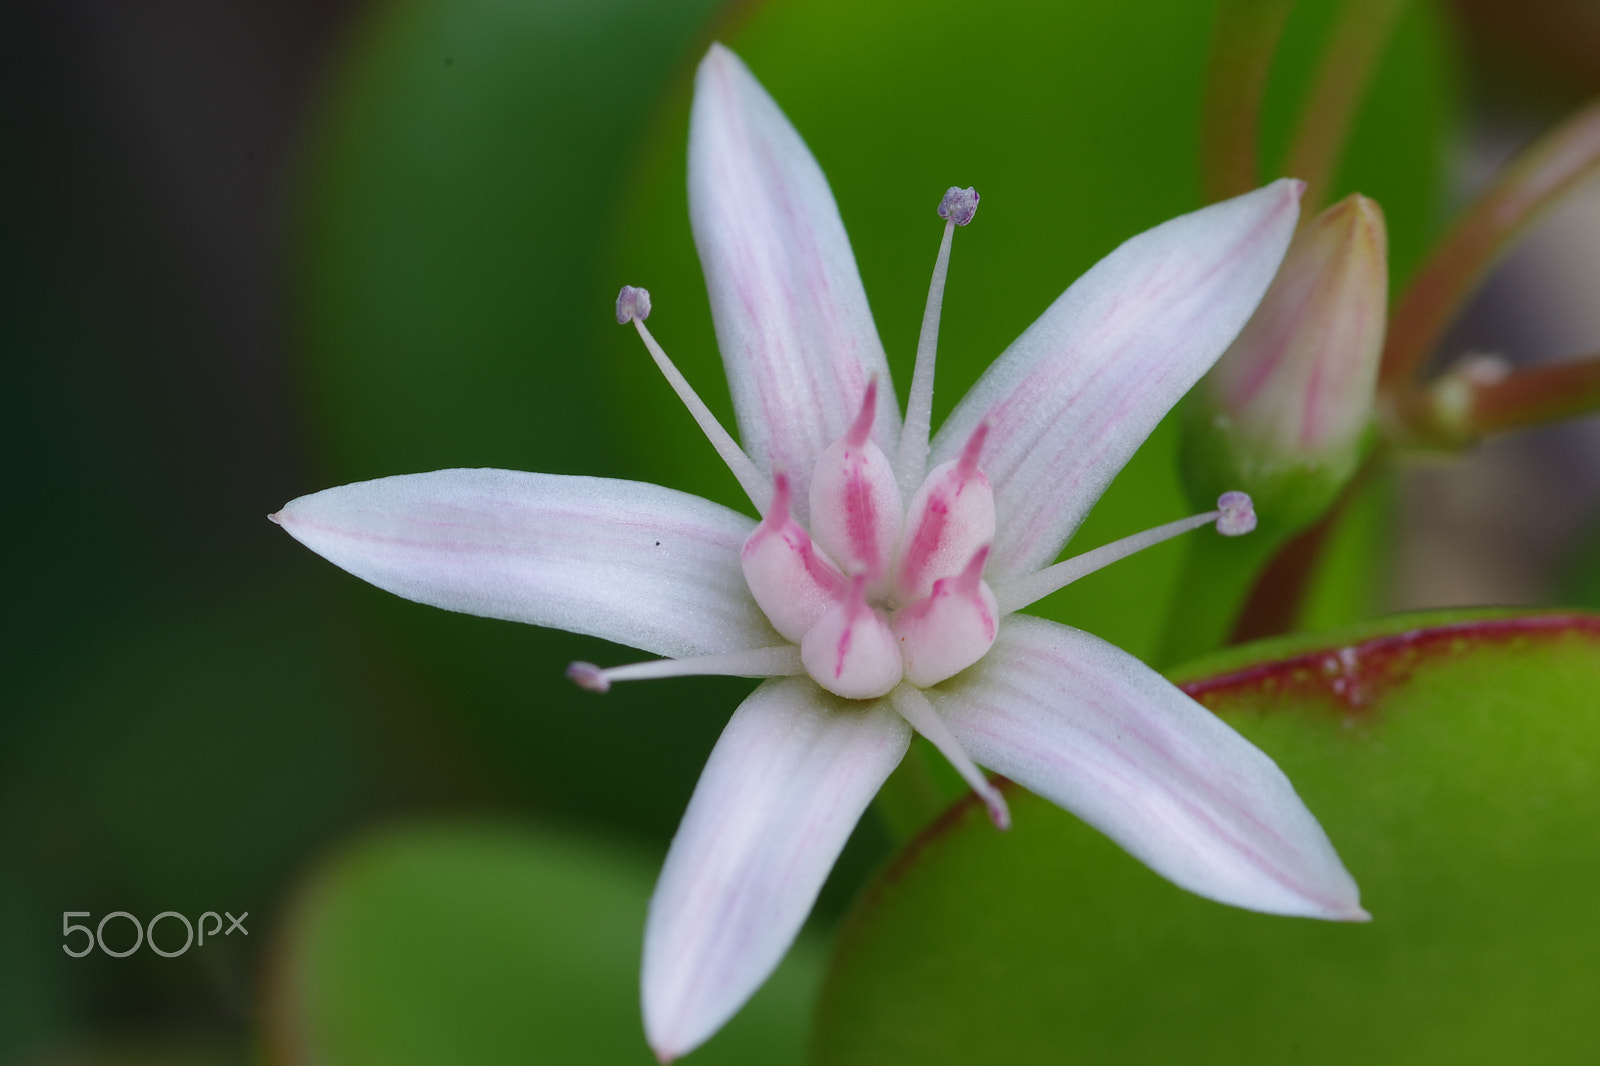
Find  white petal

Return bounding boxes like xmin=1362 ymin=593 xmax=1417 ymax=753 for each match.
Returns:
xmin=930 ymin=615 xmax=1364 ymax=920
xmin=643 ymin=678 xmax=910 ymax=1060
xmin=273 ymin=469 xmax=776 ymax=659
xmin=930 ymin=181 xmax=1302 ymax=580
xmin=689 ymin=44 xmax=899 ymax=519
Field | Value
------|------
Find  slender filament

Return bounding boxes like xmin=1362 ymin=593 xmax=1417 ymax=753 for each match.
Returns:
xmin=895 ymin=218 xmax=956 ymax=498
xmin=632 ymin=318 xmax=771 ymax=511
xmin=993 ymin=510 xmax=1223 ymax=614
xmin=890 ymin=683 xmax=1010 ymax=830
xmin=568 ymin=645 xmax=803 ymax=692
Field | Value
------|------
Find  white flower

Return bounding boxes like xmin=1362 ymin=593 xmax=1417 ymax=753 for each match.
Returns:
xmin=272 ymin=44 xmax=1364 ymax=1063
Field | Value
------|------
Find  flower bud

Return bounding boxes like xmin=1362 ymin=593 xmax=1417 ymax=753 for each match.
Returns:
xmin=1181 ymin=193 xmax=1388 ymax=532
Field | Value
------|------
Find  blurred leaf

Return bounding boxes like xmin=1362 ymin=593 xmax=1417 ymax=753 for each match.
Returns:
xmin=298 ymin=0 xmax=723 ymax=483
xmin=814 ymin=610 xmax=1600 ymax=1064
xmin=1259 ymin=0 xmax=1456 ymax=287
xmin=1567 ymin=519 xmax=1600 ymax=606
xmin=0 ymin=575 xmax=448 ymax=1061
xmin=268 ymin=823 xmax=821 ymax=1065
xmin=13 ymin=1042 xmax=246 ymax=1066
xmin=292 ymin=0 xmax=802 ymax=857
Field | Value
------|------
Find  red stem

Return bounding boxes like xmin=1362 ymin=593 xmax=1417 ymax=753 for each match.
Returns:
xmin=1382 ymin=94 xmax=1600 ymax=391
xmin=1200 ymin=0 xmax=1298 ymax=203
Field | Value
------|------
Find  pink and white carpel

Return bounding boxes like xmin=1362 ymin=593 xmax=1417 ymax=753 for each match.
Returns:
xmin=273 ymin=43 xmax=1365 ymax=1063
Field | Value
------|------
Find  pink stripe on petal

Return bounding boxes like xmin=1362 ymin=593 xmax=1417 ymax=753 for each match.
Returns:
xmin=931 ymin=181 xmax=1301 ymax=580
xmin=801 ymin=575 xmax=902 ymax=699
xmin=894 ymin=425 xmax=995 ymax=604
xmin=742 ymin=471 xmax=846 ymax=642
xmin=807 ymin=387 xmax=904 ymax=591
xmin=643 ymin=679 xmax=909 ymax=1060
xmin=689 ymin=45 xmax=899 ymax=521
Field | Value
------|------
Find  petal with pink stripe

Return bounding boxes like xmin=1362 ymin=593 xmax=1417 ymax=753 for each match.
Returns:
xmin=929 ymin=180 xmax=1302 ymax=580
xmin=273 ymin=468 xmax=776 ymax=659
xmin=642 ymin=678 xmax=910 ymax=1061
xmin=689 ymin=44 xmax=899 ymax=521
xmin=929 ymin=614 xmax=1365 ymax=920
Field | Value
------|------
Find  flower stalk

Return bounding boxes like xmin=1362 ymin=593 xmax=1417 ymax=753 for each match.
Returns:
xmin=1199 ymin=0 xmax=1298 ymax=202
xmin=1394 ymin=351 xmax=1600 ymax=447
xmin=1381 ymin=93 xmax=1600 ymax=394
xmin=1192 ymin=1 xmax=1600 ymax=650
xmin=1282 ymin=0 xmax=1406 ymax=215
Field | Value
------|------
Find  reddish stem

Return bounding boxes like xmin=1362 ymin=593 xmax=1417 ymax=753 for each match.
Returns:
xmin=1382 ymin=94 xmax=1600 ymax=391
xmin=1283 ymin=0 xmax=1405 ymax=216
xmin=1230 ymin=506 xmax=1339 ymax=643
xmin=1200 ymin=0 xmax=1298 ymax=203
xmin=1471 ymin=355 xmax=1600 ymax=435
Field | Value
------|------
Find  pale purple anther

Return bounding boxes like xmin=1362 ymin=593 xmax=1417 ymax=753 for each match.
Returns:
xmin=938 ymin=185 xmax=980 ymax=226
xmin=616 ymin=284 xmax=652 ymax=324
xmin=566 ymin=661 xmax=611 ymax=693
xmin=1216 ymin=491 xmax=1258 ymax=536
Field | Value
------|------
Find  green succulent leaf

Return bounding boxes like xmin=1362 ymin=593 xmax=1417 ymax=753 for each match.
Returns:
xmin=269 ymin=823 xmax=820 ymax=1065
xmin=815 ymin=610 xmax=1600 ymax=1065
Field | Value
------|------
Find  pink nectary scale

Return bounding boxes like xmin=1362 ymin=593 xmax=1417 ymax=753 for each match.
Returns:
xmin=742 ymin=388 xmax=999 ymax=700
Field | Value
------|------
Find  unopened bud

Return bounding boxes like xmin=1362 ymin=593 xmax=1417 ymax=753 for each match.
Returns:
xmin=1396 ymin=353 xmax=1510 ymax=449
xmin=1182 ymin=194 xmax=1388 ymax=532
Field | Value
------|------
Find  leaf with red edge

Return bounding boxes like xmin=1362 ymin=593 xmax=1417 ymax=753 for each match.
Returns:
xmin=815 ymin=609 xmax=1600 ymax=1065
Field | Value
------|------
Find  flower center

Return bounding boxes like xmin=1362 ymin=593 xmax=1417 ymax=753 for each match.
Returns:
xmin=595 ymin=187 xmax=1256 ymax=705
xmin=741 ymin=386 xmax=1000 ymax=699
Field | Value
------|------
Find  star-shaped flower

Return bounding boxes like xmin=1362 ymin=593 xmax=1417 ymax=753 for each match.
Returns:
xmin=273 ymin=44 xmax=1364 ymax=1062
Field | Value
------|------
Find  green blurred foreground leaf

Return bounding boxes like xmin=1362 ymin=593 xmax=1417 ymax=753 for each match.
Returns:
xmin=815 ymin=610 xmax=1600 ymax=1064
xmin=268 ymin=824 xmax=820 ymax=1065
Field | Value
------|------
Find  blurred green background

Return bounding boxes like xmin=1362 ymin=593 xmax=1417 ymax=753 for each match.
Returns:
xmin=5 ymin=0 xmax=1600 ymax=1062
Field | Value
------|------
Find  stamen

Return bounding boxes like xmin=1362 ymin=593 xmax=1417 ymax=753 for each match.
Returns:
xmin=618 ymin=286 xmax=771 ymax=512
xmin=993 ymin=492 xmax=1257 ymax=613
xmin=615 ymin=285 xmax=652 ymax=324
xmin=889 ymin=684 xmax=1010 ymax=830
xmin=1215 ymin=490 xmax=1257 ymax=536
xmin=566 ymin=645 xmax=804 ymax=693
xmin=896 ymin=187 xmax=979 ymax=498
xmin=938 ymin=186 xmax=981 ymax=227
